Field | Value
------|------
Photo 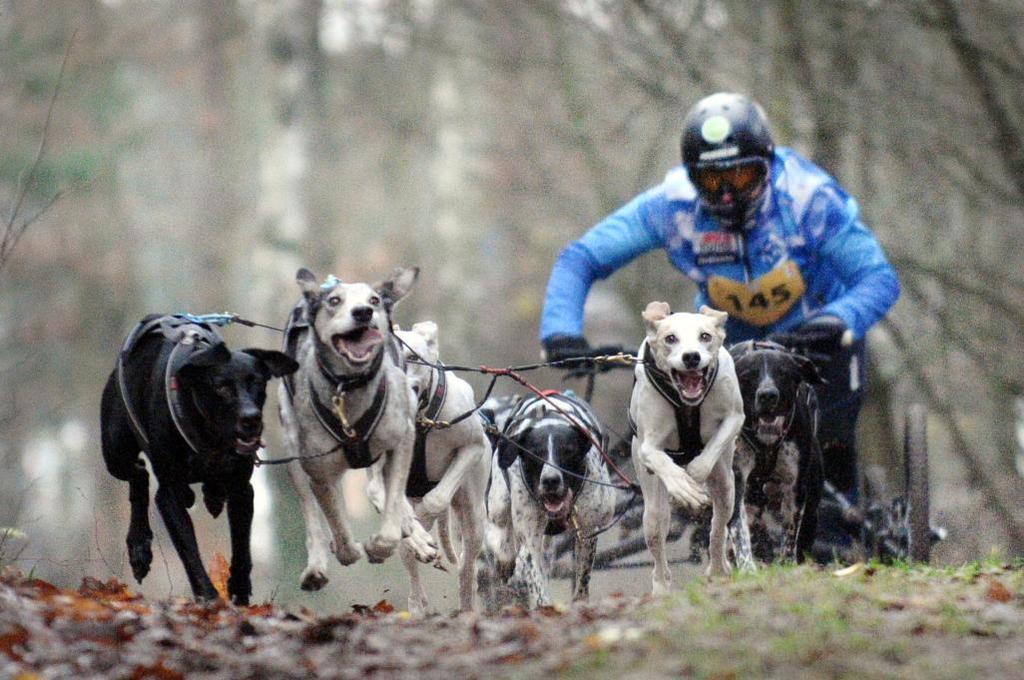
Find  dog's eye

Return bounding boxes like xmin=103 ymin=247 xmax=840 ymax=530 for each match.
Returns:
xmin=368 ymin=295 xmax=381 ymax=306
xmin=327 ymin=296 xmax=341 ymax=306
xmin=699 ymin=332 xmax=712 ymax=343
xmin=216 ymin=384 xmax=233 ymax=398
xmin=664 ymin=334 xmax=678 ymax=345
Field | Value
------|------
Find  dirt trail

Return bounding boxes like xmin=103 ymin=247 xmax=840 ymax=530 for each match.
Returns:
xmin=1 ymin=562 xmax=1021 ymax=679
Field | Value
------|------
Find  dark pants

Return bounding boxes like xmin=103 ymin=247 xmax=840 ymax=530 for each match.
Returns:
xmin=811 ymin=339 xmax=866 ymax=555
xmin=814 ymin=338 xmax=866 ymax=502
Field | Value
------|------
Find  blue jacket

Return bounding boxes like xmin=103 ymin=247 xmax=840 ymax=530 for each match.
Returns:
xmin=540 ymin=147 xmax=899 ymax=344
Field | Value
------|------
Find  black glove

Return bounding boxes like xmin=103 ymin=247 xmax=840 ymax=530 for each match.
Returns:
xmin=769 ymin=316 xmax=849 ymax=355
xmin=542 ymin=335 xmax=592 ymax=364
xmin=543 ymin=335 xmax=634 ymax=379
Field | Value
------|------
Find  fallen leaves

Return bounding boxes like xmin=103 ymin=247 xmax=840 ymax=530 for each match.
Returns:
xmin=984 ymin=578 xmax=1013 ymax=604
xmin=208 ymin=553 xmax=231 ymax=602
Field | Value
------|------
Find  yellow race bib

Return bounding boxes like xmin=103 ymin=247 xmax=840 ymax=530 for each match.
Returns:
xmin=707 ymin=261 xmax=806 ymax=327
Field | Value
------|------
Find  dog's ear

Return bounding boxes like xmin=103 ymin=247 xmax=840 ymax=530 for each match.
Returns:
xmin=242 ymin=348 xmax=300 ymax=378
xmin=411 ymin=321 xmax=438 ymax=350
xmin=642 ymin=301 xmax=670 ymax=340
xmin=728 ymin=340 xmax=753 ymax=362
xmin=699 ymin=304 xmax=729 ymax=330
xmin=374 ymin=267 xmax=419 ymax=309
xmin=296 ymin=268 xmax=320 ymax=302
xmin=496 ymin=436 xmax=519 ymax=469
xmin=792 ymin=353 xmax=825 ymax=385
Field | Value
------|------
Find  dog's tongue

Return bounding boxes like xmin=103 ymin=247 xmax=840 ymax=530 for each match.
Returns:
xmin=235 ymin=436 xmax=262 ymax=454
xmin=542 ymin=490 xmax=573 ymax=518
xmin=758 ymin=415 xmax=785 ymax=434
xmin=678 ymin=370 xmax=704 ymax=399
xmin=338 ymin=327 xmax=382 ymax=359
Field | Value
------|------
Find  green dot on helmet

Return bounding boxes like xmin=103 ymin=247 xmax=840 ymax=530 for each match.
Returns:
xmin=701 ymin=116 xmax=731 ymax=144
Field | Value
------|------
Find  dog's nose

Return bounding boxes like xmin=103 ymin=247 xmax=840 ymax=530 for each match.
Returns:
xmin=239 ymin=410 xmax=261 ymax=433
xmin=540 ymin=469 xmax=563 ymax=494
xmin=682 ymin=352 xmax=701 ymax=369
xmin=755 ymin=386 xmax=780 ymax=412
xmin=351 ymin=306 xmax=373 ymax=324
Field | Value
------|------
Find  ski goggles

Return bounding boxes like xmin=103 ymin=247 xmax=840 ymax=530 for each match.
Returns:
xmin=690 ymin=159 xmax=768 ymax=194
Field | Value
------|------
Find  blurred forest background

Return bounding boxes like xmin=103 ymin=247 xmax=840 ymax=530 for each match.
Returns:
xmin=1 ymin=0 xmax=1022 ymax=611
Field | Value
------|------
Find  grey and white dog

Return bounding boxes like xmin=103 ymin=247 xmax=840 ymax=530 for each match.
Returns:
xmin=278 ymin=267 xmax=437 ymax=591
xmin=630 ymin=303 xmax=744 ymax=592
xmin=479 ymin=392 xmax=615 ymax=611
xmin=365 ymin=321 xmax=491 ymax=615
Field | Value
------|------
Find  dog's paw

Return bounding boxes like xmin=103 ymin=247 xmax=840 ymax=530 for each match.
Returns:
xmin=403 ymin=521 xmax=439 ymax=564
xmin=128 ymin=540 xmax=153 ymax=583
xmin=202 ymin=482 xmax=226 ymax=518
xmin=335 ymin=541 xmax=366 ymax=566
xmin=661 ymin=468 xmax=710 ymax=510
xmin=228 ymin=574 xmax=252 ymax=606
xmin=651 ymin=579 xmax=672 ymax=596
xmin=300 ymin=567 xmax=329 ymax=591
xmin=365 ymin=534 xmax=399 ymax=563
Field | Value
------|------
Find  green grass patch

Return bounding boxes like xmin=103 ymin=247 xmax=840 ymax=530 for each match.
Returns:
xmin=555 ymin=561 xmax=1024 ymax=679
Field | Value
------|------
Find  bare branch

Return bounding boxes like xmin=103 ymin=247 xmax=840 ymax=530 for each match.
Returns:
xmin=899 ymin=274 xmax=1022 ymax=394
xmin=0 ymin=30 xmax=76 ymax=278
xmin=889 ymin=255 xmax=1024 ymax=327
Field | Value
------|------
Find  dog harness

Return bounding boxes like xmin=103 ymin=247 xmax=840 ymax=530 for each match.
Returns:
xmin=116 ymin=314 xmax=225 ymax=455
xmin=406 ymin=363 xmax=449 ymax=498
xmin=628 ymin=342 xmax=719 ymax=468
xmin=281 ymin=303 xmax=402 ymax=470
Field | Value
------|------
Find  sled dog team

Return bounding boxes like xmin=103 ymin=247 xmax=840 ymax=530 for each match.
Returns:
xmin=101 ymin=266 xmax=823 ymax=612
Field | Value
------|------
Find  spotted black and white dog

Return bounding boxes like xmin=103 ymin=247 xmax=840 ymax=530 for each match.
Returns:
xmin=479 ymin=392 xmax=615 ymax=611
xmin=727 ymin=340 xmax=824 ymax=569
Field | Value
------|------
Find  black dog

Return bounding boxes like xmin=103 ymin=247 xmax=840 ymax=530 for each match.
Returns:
xmin=727 ymin=340 xmax=823 ymax=568
xmin=100 ymin=314 xmax=297 ymax=604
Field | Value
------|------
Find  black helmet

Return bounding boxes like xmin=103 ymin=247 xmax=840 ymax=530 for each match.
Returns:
xmin=681 ymin=93 xmax=774 ymax=231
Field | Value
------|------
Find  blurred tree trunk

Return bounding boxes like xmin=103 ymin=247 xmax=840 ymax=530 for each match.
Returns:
xmin=241 ymin=0 xmax=323 ymax=583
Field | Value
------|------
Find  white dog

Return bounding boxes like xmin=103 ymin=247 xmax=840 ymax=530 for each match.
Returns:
xmin=365 ymin=321 xmax=491 ymax=615
xmin=278 ymin=267 xmax=438 ymax=591
xmin=629 ymin=303 xmax=744 ymax=592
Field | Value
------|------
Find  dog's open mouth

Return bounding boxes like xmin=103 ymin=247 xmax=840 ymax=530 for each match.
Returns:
xmin=541 ymin=489 xmax=574 ymax=521
xmin=672 ymin=366 xmax=709 ymax=402
xmin=235 ymin=434 xmax=263 ymax=455
xmin=332 ymin=326 xmax=382 ymax=363
xmin=756 ymin=415 xmax=786 ymax=444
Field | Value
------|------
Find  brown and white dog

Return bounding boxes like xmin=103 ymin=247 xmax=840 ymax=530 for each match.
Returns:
xmin=278 ymin=268 xmax=438 ymax=592
xmin=629 ymin=303 xmax=744 ymax=592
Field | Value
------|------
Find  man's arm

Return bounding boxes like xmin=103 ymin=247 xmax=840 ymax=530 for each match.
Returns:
xmin=539 ymin=187 xmax=668 ymax=344
xmin=808 ymin=185 xmax=900 ymax=341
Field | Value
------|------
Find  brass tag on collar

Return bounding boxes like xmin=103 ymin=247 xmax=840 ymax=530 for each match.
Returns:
xmin=331 ymin=394 xmax=357 ymax=439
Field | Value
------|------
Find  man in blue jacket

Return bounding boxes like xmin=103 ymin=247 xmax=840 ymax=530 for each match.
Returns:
xmin=540 ymin=93 xmax=899 ymax=551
